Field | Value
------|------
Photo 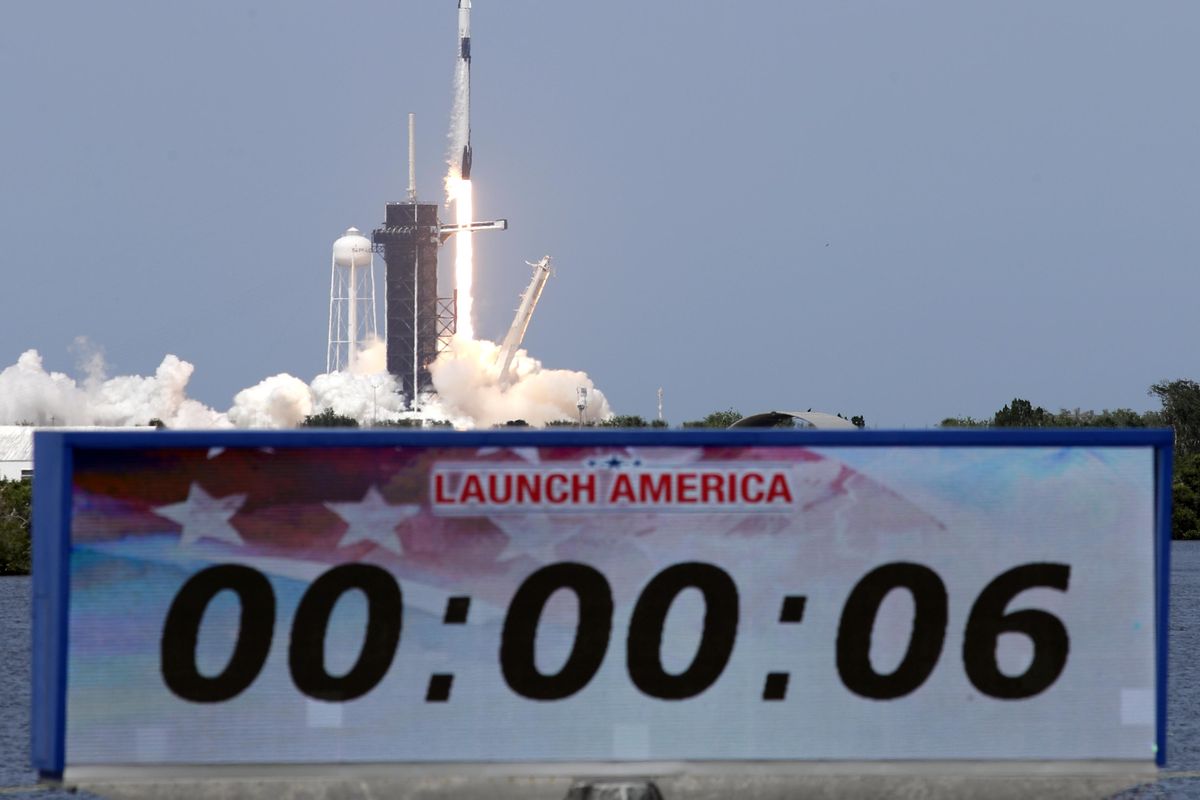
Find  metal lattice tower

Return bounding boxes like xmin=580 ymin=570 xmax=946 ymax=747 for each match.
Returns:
xmin=374 ymin=202 xmax=441 ymax=403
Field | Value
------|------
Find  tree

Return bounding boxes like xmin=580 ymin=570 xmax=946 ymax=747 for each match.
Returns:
xmin=1173 ymin=453 xmax=1200 ymax=540
xmin=851 ymin=415 xmax=866 ymax=429
xmin=301 ymin=409 xmax=359 ymax=428
xmin=940 ymin=416 xmax=989 ymax=427
xmin=1150 ymin=379 xmax=1200 ymax=457
xmin=599 ymin=415 xmax=651 ymax=428
xmin=682 ymin=409 xmax=743 ymax=428
xmin=0 ymin=478 xmax=32 ymax=575
xmin=1049 ymin=408 xmax=1157 ymax=428
xmin=942 ymin=404 xmax=1161 ymax=430
xmin=373 ymin=418 xmax=423 ymax=428
xmin=993 ymin=398 xmax=1050 ymax=428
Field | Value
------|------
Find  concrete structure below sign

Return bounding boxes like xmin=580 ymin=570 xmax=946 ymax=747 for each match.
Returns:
xmin=63 ymin=761 xmax=1163 ymax=800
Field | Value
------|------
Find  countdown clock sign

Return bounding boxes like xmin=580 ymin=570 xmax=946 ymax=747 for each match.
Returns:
xmin=32 ymin=429 xmax=1171 ymax=779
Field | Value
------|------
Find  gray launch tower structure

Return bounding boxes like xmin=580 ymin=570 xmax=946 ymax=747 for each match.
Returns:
xmin=373 ymin=201 xmax=447 ymax=402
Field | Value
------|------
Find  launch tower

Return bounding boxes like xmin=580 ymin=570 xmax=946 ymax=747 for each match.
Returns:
xmin=373 ymin=202 xmax=442 ymax=402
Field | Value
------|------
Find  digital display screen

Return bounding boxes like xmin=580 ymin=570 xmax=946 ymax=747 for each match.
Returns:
xmin=32 ymin=431 xmax=1168 ymax=773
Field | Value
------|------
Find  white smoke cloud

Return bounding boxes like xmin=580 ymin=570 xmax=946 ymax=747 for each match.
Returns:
xmin=0 ymin=347 xmax=228 ymax=428
xmin=349 ymin=336 xmax=387 ymax=375
xmin=226 ymin=374 xmax=312 ymax=429
xmin=311 ymin=371 xmax=441 ymax=426
xmin=0 ymin=350 xmax=91 ymax=426
xmin=0 ymin=335 xmax=609 ymax=429
xmin=427 ymin=336 xmax=611 ymax=428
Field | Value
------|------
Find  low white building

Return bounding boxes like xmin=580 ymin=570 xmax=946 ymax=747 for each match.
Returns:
xmin=0 ymin=426 xmax=155 ymax=481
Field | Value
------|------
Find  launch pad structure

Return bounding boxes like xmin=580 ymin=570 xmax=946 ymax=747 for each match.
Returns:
xmin=373 ymin=200 xmax=445 ymax=402
xmin=373 ymin=113 xmax=506 ymax=405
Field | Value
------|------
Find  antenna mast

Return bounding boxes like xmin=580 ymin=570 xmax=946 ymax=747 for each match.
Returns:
xmin=407 ymin=112 xmax=417 ymax=202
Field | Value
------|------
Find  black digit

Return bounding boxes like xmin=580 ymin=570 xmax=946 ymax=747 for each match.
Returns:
xmin=627 ymin=562 xmax=739 ymax=700
xmin=289 ymin=563 xmax=402 ymax=701
xmin=500 ymin=562 xmax=613 ymax=700
xmin=963 ymin=563 xmax=1070 ymax=699
xmin=161 ymin=564 xmax=274 ymax=703
xmin=837 ymin=562 xmax=947 ymax=700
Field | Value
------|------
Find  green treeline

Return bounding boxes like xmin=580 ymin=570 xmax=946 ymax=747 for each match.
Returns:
xmin=0 ymin=478 xmax=31 ymax=575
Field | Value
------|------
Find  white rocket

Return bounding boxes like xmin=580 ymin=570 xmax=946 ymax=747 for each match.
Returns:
xmin=457 ymin=0 xmax=473 ymax=179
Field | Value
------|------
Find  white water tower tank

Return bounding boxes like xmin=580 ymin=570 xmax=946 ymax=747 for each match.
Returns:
xmin=332 ymin=228 xmax=373 ymax=268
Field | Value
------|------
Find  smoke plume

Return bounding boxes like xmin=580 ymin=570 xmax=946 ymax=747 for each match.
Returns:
xmin=428 ymin=336 xmax=611 ymax=427
xmin=0 ymin=346 xmax=226 ymax=428
xmin=0 ymin=335 xmax=610 ymax=430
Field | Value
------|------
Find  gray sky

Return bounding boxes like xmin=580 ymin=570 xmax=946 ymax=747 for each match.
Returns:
xmin=1 ymin=1 xmax=1197 ymax=427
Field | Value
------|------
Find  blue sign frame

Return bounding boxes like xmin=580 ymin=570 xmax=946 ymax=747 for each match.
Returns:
xmin=31 ymin=427 xmax=1174 ymax=777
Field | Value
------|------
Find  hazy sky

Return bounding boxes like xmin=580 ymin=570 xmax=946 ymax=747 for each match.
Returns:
xmin=2 ymin=1 xmax=1197 ymax=427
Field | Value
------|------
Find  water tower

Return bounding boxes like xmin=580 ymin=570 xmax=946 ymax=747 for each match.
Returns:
xmin=326 ymin=227 xmax=379 ymax=373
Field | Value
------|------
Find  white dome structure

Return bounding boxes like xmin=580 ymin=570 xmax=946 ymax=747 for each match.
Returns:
xmin=332 ymin=228 xmax=373 ymax=269
xmin=731 ymin=410 xmax=859 ymax=430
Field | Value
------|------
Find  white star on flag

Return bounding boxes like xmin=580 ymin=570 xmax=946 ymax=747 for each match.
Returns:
xmin=155 ymin=484 xmax=247 ymax=548
xmin=326 ymin=485 xmax=420 ymax=556
xmin=493 ymin=513 xmax=565 ymax=562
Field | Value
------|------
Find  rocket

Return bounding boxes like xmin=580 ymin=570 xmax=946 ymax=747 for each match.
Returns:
xmin=458 ymin=0 xmax=473 ymax=180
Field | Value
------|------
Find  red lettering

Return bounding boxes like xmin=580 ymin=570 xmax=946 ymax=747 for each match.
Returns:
xmin=546 ymin=473 xmax=569 ymax=503
xmin=766 ymin=473 xmax=793 ymax=503
xmin=460 ymin=474 xmax=485 ymax=503
xmin=640 ymin=473 xmax=671 ymax=503
xmin=573 ymin=473 xmax=596 ymax=503
xmin=434 ymin=473 xmax=455 ymax=504
xmin=516 ymin=473 xmax=541 ymax=503
xmin=438 ymin=468 xmax=790 ymax=508
xmin=701 ymin=473 xmax=725 ymax=503
xmin=610 ymin=473 xmax=636 ymax=503
xmin=677 ymin=473 xmax=697 ymax=503
xmin=488 ymin=473 xmax=512 ymax=503
xmin=741 ymin=473 xmax=764 ymax=503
